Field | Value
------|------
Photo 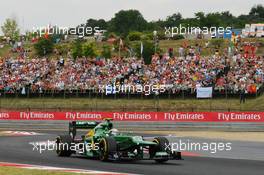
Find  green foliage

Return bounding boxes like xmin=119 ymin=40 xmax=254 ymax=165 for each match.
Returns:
xmin=72 ymin=39 xmax=83 ymax=59
xmin=25 ymin=30 xmax=33 ymax=41
xmin=0 ymin=45 xmax=11 ymax=57
xmin=141 ymin=32 xmax=153 ymax=40
xmin=249 ymin=4 xmax=264 ymax=18
xmin=34 ymin=38 xmax=54 ymax=56
xmin=71 ymin=40 xmax=98 ymax=58
xmin=157 ymin=31 xmax=166 ymax=40
xmin=1 ymin=18 xmax=20 ymax=40
xmin=54 ymin=44 xmax=69 ymax=55
xmin=82 ymin=42 xmax=98 ymax=58
xmin=134 ymin=41 xmax=156 ymax=65
xmin=127 ymin=31 xmax=142 ymax=41
xmin=101 ymin=44 xmax=112 ymax=58
xmin=86 ymin=18 xmax=108 ymax=29
xmin=78 ymin=4 xmax=264 ymax=39
xmin=162 ymin=13 xmax=182 ymax=27
xmin=109 ymin=10 xmax=147 ymax=37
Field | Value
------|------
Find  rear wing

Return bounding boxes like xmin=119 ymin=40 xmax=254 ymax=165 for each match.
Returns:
xmin=69 ymin=121 xmax=99 ymax=139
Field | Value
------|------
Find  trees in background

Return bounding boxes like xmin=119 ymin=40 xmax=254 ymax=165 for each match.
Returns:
xmin=71 ymin=40 xmax=99 ymax=59
xmin=108 ymin=10 xmax=148 ymax=37
xmin=1 ymin=4 xmax=263 ymax=42
xmin=127 ymin=31 xmax=142 ymax=41
xmin=1 ymin=4 xmax=263 ymax=59
xmin=71 ymin=39 xmax=83 ymax=59
xmin=85 ymin=18 xmax=108 ymax=29
xmin=82 ymin=42 xmax=98 ymax=58
xmin=249 ymin=4 xmax=264 ymax=19
xmin=101 ymin=44 xmax=112 ymax=59
xmin=80 ymin=4 xmax=264 ymax=38
xmin=1 ymin=18 xmax=20 ymax=40
xmin=34 ymin=38 xmax=54 ymax=56
xmin=134 ymin=41 xmax=157 ymax=65
xmin=162 ymin=13 xmax=183 ymax=28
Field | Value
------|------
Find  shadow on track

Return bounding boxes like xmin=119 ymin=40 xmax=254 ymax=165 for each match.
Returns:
xmin=72 ymin=155 xmax=183 ymax=166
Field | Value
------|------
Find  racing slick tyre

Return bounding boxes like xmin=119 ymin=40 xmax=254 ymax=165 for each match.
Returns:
xmin=150 ymin=137 xmax=170 ymax=163
xmin=56 ymin=135 xmax=73 ymax=157
xmin=99 ymin=137 xmax=117 ymax=161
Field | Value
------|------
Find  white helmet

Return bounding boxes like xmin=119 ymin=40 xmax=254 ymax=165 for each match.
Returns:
xmin=109 ymin=128 xmax=119 ymax=136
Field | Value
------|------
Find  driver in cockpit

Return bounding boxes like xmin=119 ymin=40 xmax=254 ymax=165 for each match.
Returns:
xmin=109 ymin=128 xmax=119 ymax=136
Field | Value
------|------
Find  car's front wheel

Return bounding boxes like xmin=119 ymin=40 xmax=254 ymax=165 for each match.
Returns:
xmin=150 ymin=137 xmax=170 ymax=163
xmin=98 ymin=137 xmax=117 ymax=161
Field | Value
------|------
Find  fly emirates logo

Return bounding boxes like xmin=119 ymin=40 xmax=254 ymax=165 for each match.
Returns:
xmin=164 ymin=113 xmax=204 ymax=121
xmin=218 ymin=113 xmax=261 ymax=121
xmin=0 ymin=113 xmax=9 ymax=119
xmin=20 ymin=112 xmax=54 ymax=120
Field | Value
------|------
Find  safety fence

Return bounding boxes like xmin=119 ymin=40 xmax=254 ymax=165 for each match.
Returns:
xmin=1 ymin=85 xmax=264 ymax=99
xmin=1 ymin=111 xmax=264 ymax=122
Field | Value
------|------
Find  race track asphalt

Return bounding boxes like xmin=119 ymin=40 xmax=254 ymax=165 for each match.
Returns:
xmin=0 ymin=131 xmax=263 ymax=175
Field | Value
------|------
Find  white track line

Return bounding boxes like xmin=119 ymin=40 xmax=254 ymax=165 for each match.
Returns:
xmin=0 ymin=131 xmax=43 ymax=136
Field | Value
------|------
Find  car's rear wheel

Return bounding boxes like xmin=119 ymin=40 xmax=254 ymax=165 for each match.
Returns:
xmin=56 ymin=135 xmax=72 ymax=157
xmin=150 ymin=137 xmax=170 ymax=163
xmin=99 ymin=137 xmax=117 ymax=161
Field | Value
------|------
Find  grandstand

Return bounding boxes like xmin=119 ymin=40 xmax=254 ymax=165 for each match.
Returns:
xmin=0 ymin=38 xmax=263 ymax=112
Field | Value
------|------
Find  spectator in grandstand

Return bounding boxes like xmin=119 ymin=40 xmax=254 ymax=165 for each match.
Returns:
xmin=178 ymin=46 xmax=184 ymax=57
xmin=240 ymin=87 xmax=246 ymax=104
xmin=0 ymin=42 xmax=262 ymax=98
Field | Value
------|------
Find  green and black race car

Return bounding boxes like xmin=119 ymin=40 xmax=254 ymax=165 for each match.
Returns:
xmin=56 ymin=118 xmax=182 ymax=163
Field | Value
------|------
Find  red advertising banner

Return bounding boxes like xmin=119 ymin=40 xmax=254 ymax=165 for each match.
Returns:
xmin=0 ymin=111 xmax=264 ymax=122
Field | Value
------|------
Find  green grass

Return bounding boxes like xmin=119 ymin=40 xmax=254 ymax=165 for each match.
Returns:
xmin=159 ymin=39 xmax=213 ymax=56
xmin=159 ymin=38 xmax=264 ymax=56
xmin=1 ymin=96 xmax=264 ymax=111
xmin=1 ymin=38 xmax=263 ymax=58
xmin=256 ymin=38 xmax=264 ymax=54
xmin=0 ymin=167 xmax=85 ymax=175
xmin=0 ymin=45 xmax=11 ymax=57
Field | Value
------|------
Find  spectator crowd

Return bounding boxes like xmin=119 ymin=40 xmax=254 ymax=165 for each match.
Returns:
xmin=0 ymin=43 xmax=263 ymax=96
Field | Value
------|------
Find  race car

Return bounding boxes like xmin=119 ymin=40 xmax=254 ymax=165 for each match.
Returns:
xmin=56 ymin=118 xmax=182 ymax=162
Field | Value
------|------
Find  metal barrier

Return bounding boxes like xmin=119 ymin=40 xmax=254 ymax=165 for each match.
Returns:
xmin=1 ymin=86 xmax=263 ymax=99
xmin=0 ymin=84 xmax=263 ymax=112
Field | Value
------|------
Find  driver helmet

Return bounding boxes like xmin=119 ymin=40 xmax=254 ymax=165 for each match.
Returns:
xmin=109 ymin=128 xmax=119 ymax=136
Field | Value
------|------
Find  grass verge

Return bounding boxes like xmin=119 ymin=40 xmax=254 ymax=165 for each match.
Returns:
xmin=0 ymin=167 xmax=85 ymax=175
xmin=0 ymin=96 xmax=263 ymax=111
